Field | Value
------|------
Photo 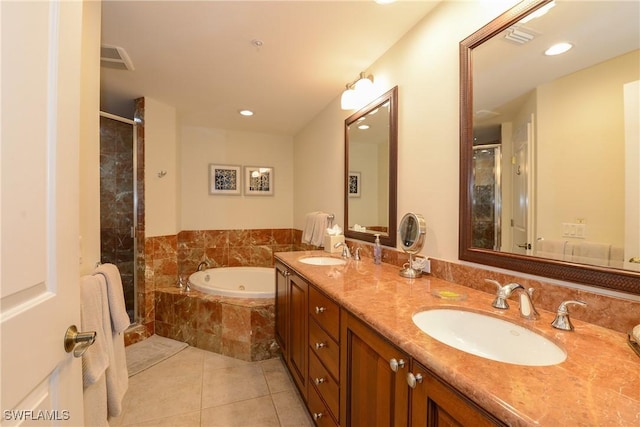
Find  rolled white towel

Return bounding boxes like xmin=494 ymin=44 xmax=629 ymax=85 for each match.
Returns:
xmin=633 ymin=324 xmax=640 ymax=343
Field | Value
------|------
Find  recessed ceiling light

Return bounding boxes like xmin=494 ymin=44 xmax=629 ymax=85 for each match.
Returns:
xmin=358 ymin=124 xmax=370 ymax=130
xmin=374 ymin=0 xmax=396 ymax=4
xmin=545 ymin=42 xmax=573 ymax=56
xmin=239 ymin=109 xmax=254 ymax=116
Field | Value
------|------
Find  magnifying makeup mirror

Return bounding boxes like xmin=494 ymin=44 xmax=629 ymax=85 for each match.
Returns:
xmin=398 ymin=213 xmax=426 ymax=278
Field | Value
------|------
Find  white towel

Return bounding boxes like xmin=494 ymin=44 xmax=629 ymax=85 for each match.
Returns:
xmin=94 ymin=263 xmax=130 ymax=333
xmin=535 ymin=240 xmax=567 ymax=261
xmin=572 ymin=242 xmax=611 ymax=267
xmin=93 ymin=274 xmax=129 ymax=419
xmin=302 ymin=211 xmax=319 ymax=244
xmin=80 ymin=275 xmax=110 ymax=387
xmin=311 ymin=212 xmax=331 ymax=247
xmin=83 ymin=374 xmax=108 ymax=427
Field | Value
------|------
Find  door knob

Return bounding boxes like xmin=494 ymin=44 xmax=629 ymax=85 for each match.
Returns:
xmin=64 ymin=325 xmax=96 ymax=358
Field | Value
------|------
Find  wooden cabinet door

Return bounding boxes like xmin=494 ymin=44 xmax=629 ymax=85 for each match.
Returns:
xmin=409 ymin=361 xmax=504 ymax=427
xmin=341 ymin=310 xmax=409 ymax=427
xmin=274 ymin=262 xmax=289 ymax=355
xmin=288 ymin=273 xmax=309 ymax=399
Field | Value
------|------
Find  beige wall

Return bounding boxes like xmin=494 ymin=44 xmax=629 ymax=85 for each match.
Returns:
xmin=293 ymin=0 xmax=520 ymax=260
xmin=145 ymin=97 xmax=179 ymax=237
xmin=79 ymin=0 xmax=101 ymax=274
xmin=180 ymin=126 xmax=294 ymax=230
xmin=536 ymin=50 xmax=639 ymax=246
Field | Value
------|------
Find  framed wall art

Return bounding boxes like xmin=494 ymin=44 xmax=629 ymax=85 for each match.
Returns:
xmin=244 ymin=166 xmax=274 ymax=196
xmin=209 ymin=164 xmax=241 ymax=195
xmin=348 ymin=171 xmax=361 ymax=197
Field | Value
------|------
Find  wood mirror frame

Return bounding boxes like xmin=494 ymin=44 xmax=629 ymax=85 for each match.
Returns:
xmin=345 ymin=86 xmax=398 ymax=247
xmin=458 ymin=0 xmax=640 ymax=295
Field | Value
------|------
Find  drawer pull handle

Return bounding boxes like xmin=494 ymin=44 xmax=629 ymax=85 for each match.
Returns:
xmin=314 ymin=377 xmax=326 ymax=385
xmin=313 ymin=412 xmax=323 ymax=421
xmin=315 ymin=306 xmax=326 ymax=314
xmin=389 ymin=358 xmax=406 ymax=372
xmin=407 ymin=372 xmax=423 ymax=389
xmin=315 ymin=342 xmax=327 ymax=350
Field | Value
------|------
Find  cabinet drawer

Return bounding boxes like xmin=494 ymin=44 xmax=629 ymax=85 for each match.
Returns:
xmin=308 ymin=378 xmax=339 ymax=427
xmin=309 ymin=286 xmax=340 ymax=341
xmin=309 ymin=319 xmax=339 ymax=379
xmin=309 ymin=350 xmax=339 ymax=420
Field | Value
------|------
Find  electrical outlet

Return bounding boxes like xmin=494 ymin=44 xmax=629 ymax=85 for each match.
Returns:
xmin=422 ymin=259 xmax=431 ymax=274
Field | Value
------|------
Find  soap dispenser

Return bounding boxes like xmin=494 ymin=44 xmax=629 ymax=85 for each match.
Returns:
xmin=373 ymin=234 xmax=382 ymax=265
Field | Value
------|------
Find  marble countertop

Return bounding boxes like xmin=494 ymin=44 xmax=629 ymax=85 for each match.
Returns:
xmin=275 ymin=251 xmax=640 ymax=427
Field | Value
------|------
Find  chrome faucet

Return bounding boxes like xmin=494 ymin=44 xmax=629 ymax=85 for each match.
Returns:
xmin=197 ymin=260 xmax=210 ymax=271
xmin=551 ymin=300 xmax=587 ymax=331
xmin=334 ymin=241 xmax=351 ymax=258
xmin=485 ymin=279 xmax=524 ymax=310
xmin=352 ymin=247 xmax=361 ymax=261
xmin=513 ymin=287 xmax=539 ymax=320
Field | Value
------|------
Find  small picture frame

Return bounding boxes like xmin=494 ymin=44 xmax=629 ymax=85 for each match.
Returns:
xmin=348 ymin=171 xmax=361 ymax=197
xmin=209 ymin=164 xmax=241 ymax=195
xmin=244 ymin=166 xmax=274 ymax=196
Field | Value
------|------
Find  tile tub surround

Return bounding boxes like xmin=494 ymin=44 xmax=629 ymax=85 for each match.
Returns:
xmin=275 ymin=251 xmax=640 ymax=426
xmin=154 ymin=287 xmax=278 ymax=362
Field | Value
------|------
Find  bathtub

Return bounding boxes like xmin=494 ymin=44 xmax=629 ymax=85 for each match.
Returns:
xmin=188 ymin=266 xmax=275 ymax=298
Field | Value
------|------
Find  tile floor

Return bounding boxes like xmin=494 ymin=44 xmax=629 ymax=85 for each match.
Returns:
xmin=110 ymin=346 xmax=313 ymax=426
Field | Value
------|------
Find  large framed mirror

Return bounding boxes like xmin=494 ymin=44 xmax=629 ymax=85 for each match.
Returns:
xmin=459 ymin=0 xmax=640 ymax=294
xmin=345 ymin=86 xmax=398 ymax=247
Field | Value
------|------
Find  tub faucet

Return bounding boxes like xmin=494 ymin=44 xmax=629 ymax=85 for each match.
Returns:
xmin=197 ymin=260 xmax=210 ymax=271
xmin=334 ymin=241 xmax=351 ymax=258
xmin=485 ymin=279 xmax=524 ymax=310
xmin=513 ymin=287 xmax=540 ymax=320
xmin=551 ymin=300 xmax=587 ymax=331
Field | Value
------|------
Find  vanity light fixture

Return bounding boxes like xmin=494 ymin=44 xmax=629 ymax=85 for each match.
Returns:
xmin=545 ymin=42 xmax=573 ymax=56
xmin=341 ymin=72 xmax=375 ymax=110
xmin=238 ymin=109 xmax=254 ymax=116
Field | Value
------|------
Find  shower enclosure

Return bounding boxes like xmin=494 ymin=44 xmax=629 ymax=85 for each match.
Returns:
xmin=99 ymin=112 xmax=137 ymax=323
xmin=471 ymin=144 xmax=502 ymax=251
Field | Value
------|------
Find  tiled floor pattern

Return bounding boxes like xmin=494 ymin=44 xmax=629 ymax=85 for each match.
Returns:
xmin=110 ymin=347 xmax=313 ymax=426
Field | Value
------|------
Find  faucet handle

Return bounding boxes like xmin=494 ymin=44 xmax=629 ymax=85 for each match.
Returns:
xmin=485 ymin=279 xmax=502 ymax=291
xmin=551 ymin=300 xmax=587 ymax=331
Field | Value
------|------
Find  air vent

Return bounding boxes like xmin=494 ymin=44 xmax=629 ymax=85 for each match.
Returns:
xmin=504 ymin=26 xmax=537 ymax=45
xmin=100 ymin=45 xmax=134 ymax=71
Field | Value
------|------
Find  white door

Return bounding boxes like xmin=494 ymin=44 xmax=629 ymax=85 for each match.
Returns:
xmin=511 ymin=115 xmax=535 ymax=255
xmin=1 ymin=1 xmax=84 ymax=425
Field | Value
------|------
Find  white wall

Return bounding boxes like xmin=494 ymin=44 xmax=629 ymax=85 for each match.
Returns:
xmin=145 ymin=97 xmax=179 ymax=237
xmin=79 ymin=0 xmax=101 ymax=274
xmin=536 ymin=51 xmax=638 ymax=247
xmin=293 ymin=0 xmax=520 ymax=258
xmin=180 ymin=126 xmax=293 ymax=230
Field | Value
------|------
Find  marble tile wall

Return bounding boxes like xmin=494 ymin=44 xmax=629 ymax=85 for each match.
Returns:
xmin=99 ymin=116 xmax=135 ymax=323
xmin=155 ymin=287 xmax=278 ymax=361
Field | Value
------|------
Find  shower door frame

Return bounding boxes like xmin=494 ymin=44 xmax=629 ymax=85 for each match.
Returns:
xmin=99 ymin=111 xmax=139 ymax=325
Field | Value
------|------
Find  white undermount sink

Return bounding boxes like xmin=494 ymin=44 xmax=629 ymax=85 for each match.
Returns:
xmin=299 ymin=256 xmax=347 ymax=266
xmin=412 ymin=308 xmax=566 ymax=366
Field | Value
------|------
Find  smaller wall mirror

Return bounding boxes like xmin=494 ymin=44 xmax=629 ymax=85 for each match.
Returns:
xmin=398 ymin=212 xmax=426 ymax=278
xmin=345 ymin=86 xmax=398 ymax=247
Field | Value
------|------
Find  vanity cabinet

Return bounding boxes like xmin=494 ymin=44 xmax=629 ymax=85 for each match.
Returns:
xmin=340 ymin=310 xmax=409 ymax=427
xmin=274 ymin=261 xmax=308 ymax=399
xmin=408 ymin=360 xmax=504 ymax=427
xmin=276 ymin=259 xmax=504 ymax=427
xmin=308 ymin=285 xmax=341 ymax=425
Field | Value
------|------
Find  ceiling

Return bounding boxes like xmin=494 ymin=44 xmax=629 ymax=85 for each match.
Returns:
xmin=100 ymin=0 xmax=440 ymax=135
xmin=473 ymin=0 xmax=640 ymax=130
